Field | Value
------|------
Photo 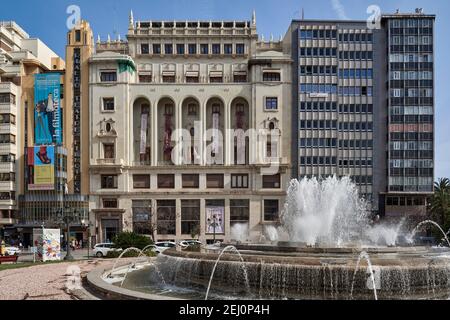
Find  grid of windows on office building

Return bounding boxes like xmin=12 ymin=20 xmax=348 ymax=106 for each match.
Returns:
xmin=387 ymin=18 xmax=434 ymax=192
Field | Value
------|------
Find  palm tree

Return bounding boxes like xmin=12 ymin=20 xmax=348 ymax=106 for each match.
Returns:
xmin=429 ymin=178 xmax=450 ymax=230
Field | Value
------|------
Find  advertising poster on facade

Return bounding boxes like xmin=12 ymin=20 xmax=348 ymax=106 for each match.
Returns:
xmin=34 ymin=73 xmax=62 ymax=145
xmin=27 ymin=146 xmax=55 ymax=190
xmin=205 ymin=206 xmax=225 ymax=234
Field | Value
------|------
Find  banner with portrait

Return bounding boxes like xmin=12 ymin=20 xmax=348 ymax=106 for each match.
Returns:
xmin=34 ymin=73 xmax=62 ymax=145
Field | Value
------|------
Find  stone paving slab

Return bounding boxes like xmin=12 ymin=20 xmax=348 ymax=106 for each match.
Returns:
xmin=0 ymin=259 xmax=125 ymax=300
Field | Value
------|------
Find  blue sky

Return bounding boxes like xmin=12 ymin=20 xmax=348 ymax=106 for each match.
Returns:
xmin=1 ymin=0 xmax=449 ymax=179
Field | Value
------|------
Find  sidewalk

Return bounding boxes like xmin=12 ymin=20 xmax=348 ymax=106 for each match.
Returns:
xmin=18 ymin=248 xmax=95 ymax=262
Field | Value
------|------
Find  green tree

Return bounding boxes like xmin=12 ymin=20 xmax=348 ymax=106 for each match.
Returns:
xmin=429 ymin=178 xmax=450 ymax=232
xmin=112 ymin=231 xmax=153 ymax=250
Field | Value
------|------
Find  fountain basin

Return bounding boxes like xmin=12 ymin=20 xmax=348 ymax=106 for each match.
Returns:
xmin=114 ymin=244 xmax=450 ymax=300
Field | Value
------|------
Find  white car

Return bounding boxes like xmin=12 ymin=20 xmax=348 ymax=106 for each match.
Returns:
xmin=4 ymin=246 xmax=21 ymax=256
xmin=93 ymin=243 xmax=122 ymax=258
xmin=154 ymin=241 xmax=176 ymax=252
xmin=179 ymin=240 xmax=202 ymax=248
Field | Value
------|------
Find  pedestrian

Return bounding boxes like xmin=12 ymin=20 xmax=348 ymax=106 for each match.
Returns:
xmin=79 ymin=239 xmax=83 ymax=249
xmin=71 ymin=239 xmax=76 ymax=251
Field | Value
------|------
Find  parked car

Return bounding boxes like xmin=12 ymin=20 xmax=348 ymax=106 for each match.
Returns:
xmin=93 ymin=243 xmax=122 ymax=258
xmin=4 ymin=246 xmax=21 ymax=256
xmin=179 ymin=240 xmax=202 ymax=248
xmin=154 ymin=241 xmax=176 ymax=252
xmin=144 ymin=244 xmax=161 ymax=254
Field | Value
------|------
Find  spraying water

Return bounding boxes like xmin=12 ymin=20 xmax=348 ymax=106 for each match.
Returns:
xmin=350 ymin=251 xmax=378 ymax=300
xmin=230 ymin=223 xmax=249 ymax=242
xmin=409 ymin=220 xmax=450 ymax=247
xmin=280 ymin=176 xmax=371 ymax=246
xmin=205 ymin=245 xmax=251 ymax=300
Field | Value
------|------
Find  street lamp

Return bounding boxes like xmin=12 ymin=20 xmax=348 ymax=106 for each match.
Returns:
xmin=57 ymin=207 xmax=80 ymax=261
xmin=207 ymin=214 xmax=222 ymax=243
xmin=81 ymin=219 xmax=93 ymax=259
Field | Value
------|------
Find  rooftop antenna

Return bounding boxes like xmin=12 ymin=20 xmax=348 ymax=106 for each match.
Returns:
xmin=302 ymin=8 xmax=305 ymax=20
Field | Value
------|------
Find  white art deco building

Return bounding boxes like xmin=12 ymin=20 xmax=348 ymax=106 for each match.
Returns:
xmin=88 ymin=11 xmax=292 ymax=243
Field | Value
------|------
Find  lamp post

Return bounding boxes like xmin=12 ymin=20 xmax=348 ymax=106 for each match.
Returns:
xmin=57 ymin=207 xmax=80 ymax=261
xmin=81 ymin=219 xmax=92 ymax=259
xmin=207 ymin=214 xmax=222 ymax=243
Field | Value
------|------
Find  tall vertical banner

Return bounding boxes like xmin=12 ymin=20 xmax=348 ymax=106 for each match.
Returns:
xmin=34 ymin=73 xmax=62 ymax=145
xmin=212 ymin=112 xmax=219 ymax=154
xmin=27 ymin=146 xmax=55 ymax=190
xmin=140 ymin=113 xmax=148 ymax=154
xmin=73 ymin=48 xmax=81 ymax=193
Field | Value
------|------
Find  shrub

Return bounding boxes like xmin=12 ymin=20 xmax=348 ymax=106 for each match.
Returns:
xmin=112 ymin=231 xmax=153 ymax=250
xmin=105 ymin=248 xmax=157 ymax=259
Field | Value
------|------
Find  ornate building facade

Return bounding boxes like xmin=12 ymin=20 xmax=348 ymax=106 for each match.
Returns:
xmin=88 ymin=12 xmax=292 ymax=243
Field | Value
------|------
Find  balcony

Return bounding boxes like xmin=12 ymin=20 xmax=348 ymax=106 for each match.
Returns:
xmin=0 ymin=162 xmax=14 ymax=172
xmin=91 ymin=158 xmax=125 ymax=174
xmin=0 ymin=123 xmax=16 ymax=135
xmin=95 ymin=158 xmax=124 ymax=166
xmin=0 ymin=217 xmax=16 ymax=225
xmin=0 ymin=82 xmax=17 ymax=93
xmin=0 ymin=199 xmax=15 ymax=207
xmin=0 ymin=181 xmax=15 ymax=190
xmin=0 ymin=144 xmax=16 ymax=154
xmin=0 ymin=104 xmax=16 ymax=114
xmin=132 ymin=161 xmax=152 ymax=167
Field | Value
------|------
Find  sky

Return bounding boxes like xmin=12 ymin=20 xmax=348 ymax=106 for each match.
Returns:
xmin=1 ymin=0 xmax=449 ymax=179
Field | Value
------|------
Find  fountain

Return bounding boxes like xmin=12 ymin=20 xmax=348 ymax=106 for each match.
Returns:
xmin=93 ymin=176 xmax=450 ymax=300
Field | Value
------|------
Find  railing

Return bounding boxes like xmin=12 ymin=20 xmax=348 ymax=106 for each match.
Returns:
xmin=95 ymin=158 xmax=124 ymax=166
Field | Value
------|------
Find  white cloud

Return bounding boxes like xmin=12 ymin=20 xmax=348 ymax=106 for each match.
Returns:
xmin=331 ymin=0 xmax=349 ymax=20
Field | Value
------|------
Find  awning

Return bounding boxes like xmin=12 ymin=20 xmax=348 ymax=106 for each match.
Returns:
xmin=139 ymin=71 xmax=152 ymax=75
xmin=185 ymin=71 xmax=199 ymax=77
xmin=162 ymin=71 xmax=175 ymax=76
xmin=233 ymin=71 xmax=247 ymax=76
xmin=209 ymin=71 xmax=223 ymax=77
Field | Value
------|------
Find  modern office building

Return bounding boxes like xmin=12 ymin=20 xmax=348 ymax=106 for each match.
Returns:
xmin=286 ymin=8 xmax=434 ymax=221
xmin=88 ymin=11 xmax=292 ymax=243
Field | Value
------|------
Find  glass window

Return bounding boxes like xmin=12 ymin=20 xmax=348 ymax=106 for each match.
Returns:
xmin=182 ymin=174 xmax=199 ymax=188
xmin=153 ymin=44 xmax=161 ymax=54
xmin=164 ymin=43 xmax=173 ymax=54
xmin=133 ymin=174 xmax=150 ymax=189
xmin=181 ymin=199 xmax=200 ymax=235
xmin=224 ymin=43 xmax=232 ymax=54
xmin=263 ymin=72 xmax=281 ymax=81
xmin=103 ymin=143 xmax=115 ymax=159
xmin=141 ymin=44 xmax=149 ymax=54
xmin=101 ymin=175 xmax=118 ymax=189
xmin=236 ymin=43 xmax=245 ymax=54
xmin=188 ymin=43 xmax=197 ymax=54
xmin=264 ymin=199 xmax=279 ymax=221
xmin=200 ymin=43 xmax=209 ymax=54
xmin=157 ymin=174 xmax=175 ymax=188
xmin=262 ymin=174 xmax=280 ymax=188
xmin=102 ymin=97 xmax=115 ymax=111
xmin=157 ymin=200 xmax=176 ymax=235
xmin=212 ymin=43 xmax=220 ymax=54
xmin=230 ymin=199 xmax=249 ymax=224
xmin=206 ymin=174 xmax=224 ymax=188
xmin=176 ymin=43 xmax=185 ymax=54
xmin=100 ymin=71 xmax=117 ymax=82
xmin=265 ymin=97 xmax=278 ymax=110
xmin=231 ymin=174 xmax=249 ymax=188
xmin=132 ymin=200 xmax=152 ymax=235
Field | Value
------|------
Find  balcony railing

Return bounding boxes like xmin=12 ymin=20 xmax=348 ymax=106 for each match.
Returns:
xmin=95 ymin=158 xmax=124 ymax=166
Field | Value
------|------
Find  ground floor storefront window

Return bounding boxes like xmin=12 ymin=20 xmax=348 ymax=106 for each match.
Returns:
xmin=157 ymin=200 xmax=176 ymax=235
xmin=181 ymin=199 xmax=200 ymax=236
xmin=132 ymin=200 xmax=152 ymax=235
